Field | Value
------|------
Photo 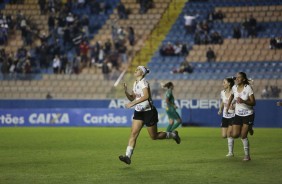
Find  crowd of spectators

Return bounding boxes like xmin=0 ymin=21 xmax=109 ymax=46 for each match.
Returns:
xmin=0 ymin=0 xmax=147 ymax=80
xmin=171 ymin=59 xmax=194 ymax=74
xmin=261 ymin=85 xmax=281 ymax=99
xmin=159 ymin=42 xmax=189 ymax=56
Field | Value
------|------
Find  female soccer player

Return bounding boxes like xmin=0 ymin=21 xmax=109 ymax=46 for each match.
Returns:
xmin=163 ymin=82 xmax=182 ymax=132
xmin=119 ymin=66 xmax=181 ymax=165
xmin=218 ymin=77 xmax=235 ymax=157
xmin=226 ymin=72 xmax=256 ymax=161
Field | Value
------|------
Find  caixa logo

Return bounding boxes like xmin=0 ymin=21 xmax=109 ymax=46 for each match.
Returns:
xmin=0 ymin=114 xmax=24 ymax=125
xmin=29 ymin=113 xmax=70 ymax=124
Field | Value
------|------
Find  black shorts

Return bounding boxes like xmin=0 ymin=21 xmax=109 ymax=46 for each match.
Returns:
xmin=233 ymin=114 xmax=255 ymax=126
xmin=133 ymin=107 xmax=158 ymax=127
xmin=221 ymin=117 xmax=234 ymax=128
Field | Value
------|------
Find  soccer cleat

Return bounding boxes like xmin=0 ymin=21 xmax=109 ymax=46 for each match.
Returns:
xmin=243 ymin=155 xmax=251 ymax=161
xmin=249 ymin=128 xmax=254 ymax=136
xmin=173 ymin=131 xmax=181 ymax=144
xmin=226 ymin=153 xmax=234 ymax=157
xmin=119 ymin=155 xmax=131 ymax=165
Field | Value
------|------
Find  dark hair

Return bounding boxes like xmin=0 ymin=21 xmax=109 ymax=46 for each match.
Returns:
xmin=238 ymin=72 xmax=250 ymax=85
xmin=145 ymin=67 xmax=150 ymax=74
xmin=164 ymin=82 xmax=173 ymax=88
xmin=225 ymin=77 xmax=235 ymax=88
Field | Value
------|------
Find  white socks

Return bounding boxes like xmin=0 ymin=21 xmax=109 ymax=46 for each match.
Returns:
xmin=241 ymin=138 xmax=249 ymax=156
xmin=227 ymin=137 xmax=234 ymax=154
xmin=166 ymin=132 xmax=175 ymax=139
xmin=126 ymin=146 xmax=134 ymax=158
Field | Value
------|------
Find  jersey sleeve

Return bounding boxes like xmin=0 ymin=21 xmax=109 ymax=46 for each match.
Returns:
xmin=246 ymin=85 xmax=254 ymax=96
xmin=140 ymin=80 xmax=148 ymax=89
xmin=231 ymin=85 xmax=236 ymax=94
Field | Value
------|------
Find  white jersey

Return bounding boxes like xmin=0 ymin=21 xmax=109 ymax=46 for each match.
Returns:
xmin=231 ymin=85 xmax=254 ymax=116
xmin=133 ymin=78 xmax=152 ymax=112
xmin=220 ymin=90 xmax=235 ymax=119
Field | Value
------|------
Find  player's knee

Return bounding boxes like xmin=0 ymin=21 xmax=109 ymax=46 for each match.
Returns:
xmin=150 ymin=135 xmax=158 ymax=140
xmin=232 ymin=133 xmax=240 ymax=138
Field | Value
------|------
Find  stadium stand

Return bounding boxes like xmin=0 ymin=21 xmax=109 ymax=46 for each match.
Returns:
xmin=0 ymin=0 xmax=281 ymax=100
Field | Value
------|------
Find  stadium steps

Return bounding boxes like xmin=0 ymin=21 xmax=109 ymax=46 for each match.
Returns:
xmin=128 ymin=0 xmax=187 ymax=73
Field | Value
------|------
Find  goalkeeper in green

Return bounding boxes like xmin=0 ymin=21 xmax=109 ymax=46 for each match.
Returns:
xmin=163 ymin=82 xmax=182 ymax=132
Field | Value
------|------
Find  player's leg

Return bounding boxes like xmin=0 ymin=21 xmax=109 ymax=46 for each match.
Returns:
xmin=241 ymin=123 xmax=251 ymax=161
xmin=119 ymin=119 xmax=144 ymax=164
xmin=226 ymin=125 xmax=234 ymax=157
xmin=147 ymin=125 xmax=181 ymax=144
xmin=169 ymin=111 xmax=182 ymax=132
xmin=221 ymin=127 xmax=228 ymax=138
xmin=166 ymin=118 xmax=174 ymax=132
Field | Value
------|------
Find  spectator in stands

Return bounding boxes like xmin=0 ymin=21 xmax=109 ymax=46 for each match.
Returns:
xmin=127 ymin=26 xmax=135 ymax=46
xmin=81 ymin=15 xmax=90 ymax=38
xmin=184 ymin=13 xmax=198 ymax=34
xmin=206 ymin=47 xmax=216 ymax=62
xmin=46 ymin=92 xmax=53 ymax=99
xmin=90 ymin=0 xmax=101 ymax=15
xmin=269 ymin=37 xmax=277 ymax=49
xmin=98 ymin=43 xmax=105 ymax=66
xmin=117 ymin=2 xmax=128 ymax=19
xmin=139 ymin=0 xmax=154 ymax=14
xmin=117 ymin=27 xmax=127 ymax=44
xmin=52 ymin=55 xmax=61 ymax=74
xmin=181 ymin=43 xmax=189 ymax=56
xmin=277 ymin=102 xmax=282 ymax=106
xmin=173 ymin=42 xmax=182 ymax=56
xmin=60 ymin=54 xmax=68 ymax=74
xmin=109 ymin=50 xmax=120 ymax=71
xmin=270 ymin=85 xmax=281 ymax=98
xmin=194 ymin=31 xmax=201 ymax=44
xmin=48 ymin=13 xmax=56 ymax=33
xmin=274 ymin=37 xmax=282 ymax=49
xmin=172 ymin=59 xmax=193 ymax=74
xmin=118 ymin=43 xmax=127 ymax=65
xmin=261 ymin=85 xmax=270 ymax=98
xmin=1 ymin=59 xmax=9 ymax=80
xmin=210 ymin=31 xmax=223 ymax=44
xmin=102 ymin=59 xmax=112 ymax=80
xmin=77 ymin=0 xmax=86 ymax=9
xmin=104 ymin=39 xmax=112 ymax=56
xmin=241 ymin=17 xmax=249 ymax=38
xmin=232 ymin=26 xmax=241 ymax=39
xmin=160 ymin=42 xmax=175 ymax=56
xmin=38 ymin=0 xmax=46 ymax=14
xmin=247 ymin=15 xmax=257 ymax=38
xmin=66 ymin=12 xmax=75 ymax=26
xmin=79 ymin=40 xmax=89 ymax=67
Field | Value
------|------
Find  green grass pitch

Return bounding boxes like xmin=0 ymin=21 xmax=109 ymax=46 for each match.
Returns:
xmin=0 ymin=127 xmax=281 ymax=184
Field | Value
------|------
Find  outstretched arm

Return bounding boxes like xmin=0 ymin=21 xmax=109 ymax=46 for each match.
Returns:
xmin=124 ymin=83 xmax=135 ymax=101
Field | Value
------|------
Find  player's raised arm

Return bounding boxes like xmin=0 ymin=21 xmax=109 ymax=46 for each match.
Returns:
xmin=124 ymin=83 xmax=135 ymax=101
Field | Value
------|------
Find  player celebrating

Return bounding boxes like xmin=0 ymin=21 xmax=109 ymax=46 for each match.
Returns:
xmin=218 ymin=77 xmax=235 ymax=157
xmin=163 ymin=82 xmax=182 ymax=132
xmin=119 ymin=66 xmax=181 ymax=165
xmin=226 ymin=72 xmax=256 ymax=161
